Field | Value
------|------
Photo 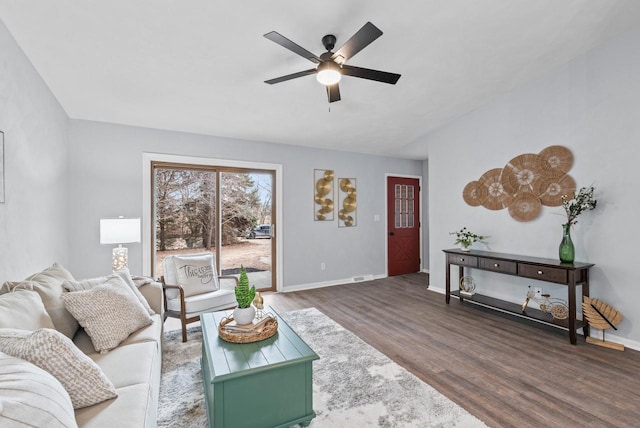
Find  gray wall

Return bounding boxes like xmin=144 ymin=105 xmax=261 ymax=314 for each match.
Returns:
xmin=0 ymin=20 xmax=69 ymax=281
xmin=67 ymin=120 xmax=423 ymax=287
xmin=419 ymin=24 xmax=640 ymax=347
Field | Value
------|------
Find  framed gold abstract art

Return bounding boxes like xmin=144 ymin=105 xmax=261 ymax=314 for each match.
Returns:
xmin=314 ymin=169 xmax=334 ymax=221
xmin=338 ymin=178 xmax=357 ymax=227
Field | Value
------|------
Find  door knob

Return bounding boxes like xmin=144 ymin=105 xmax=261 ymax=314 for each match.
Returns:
xmin=389 ymin=232 xmax=395 ymax=236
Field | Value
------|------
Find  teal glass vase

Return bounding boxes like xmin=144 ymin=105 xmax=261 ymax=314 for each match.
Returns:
xmin=558 ymin=223 xmax=575 ymax=263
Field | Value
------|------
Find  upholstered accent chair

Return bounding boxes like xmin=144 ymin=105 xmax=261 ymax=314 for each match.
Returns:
xmin=161 ymin=253 xmax=238 ymax=342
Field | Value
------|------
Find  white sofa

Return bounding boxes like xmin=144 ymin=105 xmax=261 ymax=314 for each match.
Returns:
xmin=0 ymin=264 xmax=164 ymax=428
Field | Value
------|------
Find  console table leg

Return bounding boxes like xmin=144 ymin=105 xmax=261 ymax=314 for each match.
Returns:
xmin=583 ymin=273 xmax=590 ymax=339
xmin=445 ymin=261 xmax=451 ymax=304
xmin=568 ymin=271 xmax=577 ymax=345
xmin=458 ymin=266 xmax=465 ymax=302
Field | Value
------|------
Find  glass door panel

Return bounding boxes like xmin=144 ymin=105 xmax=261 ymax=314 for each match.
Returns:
xmin=153 ymin=167 xmax=217 ymax=279
xmin=219 ymin=171 xmax=274 ymax=291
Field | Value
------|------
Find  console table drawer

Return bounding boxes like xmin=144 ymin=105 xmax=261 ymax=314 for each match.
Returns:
xmin=518 ymin=264 xmax=567 ymax=284
xmin=479 ymin=258 xmax=517 ymax=275
xmin=447 ymin=253 xmax=478 ymax=267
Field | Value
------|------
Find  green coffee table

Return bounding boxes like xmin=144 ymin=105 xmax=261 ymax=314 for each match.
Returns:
xmin=200 ymin=306 xmax=319 ymax=428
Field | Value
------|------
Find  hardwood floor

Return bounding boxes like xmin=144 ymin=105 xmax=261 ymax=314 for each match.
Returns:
xmin=264 ymin=273 xmax=640 ymax=428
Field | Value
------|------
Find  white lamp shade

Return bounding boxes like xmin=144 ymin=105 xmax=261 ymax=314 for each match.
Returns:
xmin=100 ymin=218 xmax=141 ymax=244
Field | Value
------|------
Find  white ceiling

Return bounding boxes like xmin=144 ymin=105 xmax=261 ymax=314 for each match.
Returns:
xmin=2 ymin=1 xmax=640 ymax=160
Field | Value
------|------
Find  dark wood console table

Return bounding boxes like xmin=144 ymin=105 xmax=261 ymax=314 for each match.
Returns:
xmin=443 ymin=248 xmax=594 ymax=345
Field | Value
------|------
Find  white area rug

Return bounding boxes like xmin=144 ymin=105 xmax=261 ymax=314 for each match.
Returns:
xmin=158 ymin=308 xmax=486 ymax=427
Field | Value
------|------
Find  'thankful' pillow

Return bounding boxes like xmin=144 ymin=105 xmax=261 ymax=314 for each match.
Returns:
xmin=172 ymin=253 xmax=219 ymax=297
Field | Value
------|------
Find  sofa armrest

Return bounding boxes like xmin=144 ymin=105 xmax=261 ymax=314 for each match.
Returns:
xmin=138 ymin=281 xmax=164 ymax=316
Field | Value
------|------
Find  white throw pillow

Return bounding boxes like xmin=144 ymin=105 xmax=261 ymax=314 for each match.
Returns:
xmin=172 ymin=253 xmax=220 ymax=298
xmin=3 ymin=263 xmax=79 ymax=339
xmin=0 ymin=289 xmax=56 ymax=330
xmin=61 ymin=276 xmax=153 ymax=353
xmin=0 ymin=329 xmax=118 ymax=409
xmin=63 ymin=267 xmax=154 ymax=315
xmin=0 ymin=351 xmax=78 ymax=428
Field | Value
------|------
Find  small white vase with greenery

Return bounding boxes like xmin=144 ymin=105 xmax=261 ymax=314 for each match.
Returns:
xmin=233 ymin=265 xmax=256 ymax=325
xmin=450 ymin=227 xmax=486 ymax=251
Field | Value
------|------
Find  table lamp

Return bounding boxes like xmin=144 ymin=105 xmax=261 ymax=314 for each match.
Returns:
xmin=100 ymin=217 xmax=141 ymax=271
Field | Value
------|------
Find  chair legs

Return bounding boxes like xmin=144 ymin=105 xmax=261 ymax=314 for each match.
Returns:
xmin=181 ymin=311 xmax=188 ymax=342
xmin=181 ymin=319 xmax=188 ymax=342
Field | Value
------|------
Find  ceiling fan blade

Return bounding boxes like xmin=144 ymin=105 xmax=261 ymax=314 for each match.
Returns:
xmin=331 ymin=22 xmax=383 ymax=63
xmin=265 ymin=69 xmax=316 ymax=85
xmin=264 ymin=31 xmax=321 ymax=64
xmin=341 ymin=65 xmax=401 ymax=84
xmin=326 ymin=83 xmax=341 ymax=103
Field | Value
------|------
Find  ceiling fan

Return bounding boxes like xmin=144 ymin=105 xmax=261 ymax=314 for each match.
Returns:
xmin=264 ymin=22 xmax=401 ymax=103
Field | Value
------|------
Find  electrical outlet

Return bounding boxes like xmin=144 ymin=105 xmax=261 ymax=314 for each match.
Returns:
xmin=321 ymin=262 xmax=326 ymax=271
xmin=534 ymin=287 xmax=542 ymax=297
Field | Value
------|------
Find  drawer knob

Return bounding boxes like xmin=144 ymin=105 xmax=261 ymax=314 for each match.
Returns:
xmin=537 ymin=270 xmax=543 ymax=275
xmin=494 ymin=263 xmax=499 ymax=267
xmin=460 ymin=258 xmax=465 ymax=262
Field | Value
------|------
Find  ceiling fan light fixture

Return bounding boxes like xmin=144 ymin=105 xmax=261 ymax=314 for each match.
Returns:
xmin=316 ymin=62 xmax=341 ymax=85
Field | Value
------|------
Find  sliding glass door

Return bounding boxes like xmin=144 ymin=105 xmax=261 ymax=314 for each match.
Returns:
xmin=152 ymin=163 xmax=275 ymax=291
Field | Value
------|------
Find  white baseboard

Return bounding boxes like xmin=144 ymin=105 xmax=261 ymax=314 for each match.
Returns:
xmin=283 ymin=273 xmax=386 ymax=293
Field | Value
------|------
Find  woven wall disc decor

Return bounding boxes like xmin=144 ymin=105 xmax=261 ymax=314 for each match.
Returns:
xmin=508 ymin=191 xmax=542 ymax=222
xmin=535 ymin=174 xmax=576 ymax=207
xmin=538 ymin=145 xmax=574 ymax=178
xmin=500 ymin=153 xmax=543 ymax=195
xmin=479 ymin=168 xmax=513 ymax=210
xmin=463 ymin=181 xmax=488 ymax=206
xmin=462 ymin=145 xmax=576 ymax=222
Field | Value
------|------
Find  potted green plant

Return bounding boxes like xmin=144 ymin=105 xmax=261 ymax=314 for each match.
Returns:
xmin=233 ymin=265 xmax=257 ymax=325
xmin=450 ymin=227 xmax=486 ymax=251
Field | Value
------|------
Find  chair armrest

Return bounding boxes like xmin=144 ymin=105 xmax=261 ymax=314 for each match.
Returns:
xmin=138 ymin=281 xmax=165 ymax=316
xmin=162 ymin=283 xmax=184 ymax=291
xmin=219 ymin=275 xmax=239 ymax=290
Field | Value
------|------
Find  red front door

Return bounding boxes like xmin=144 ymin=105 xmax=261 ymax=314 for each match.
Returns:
xmin=387 ymin=177 xmax=420 ymax=276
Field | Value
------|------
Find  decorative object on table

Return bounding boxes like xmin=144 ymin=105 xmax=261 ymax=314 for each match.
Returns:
xmin=218 ymin=313 xmax=278 ymax=344
xmin=338 ymin=177 xmax=357 ymax=227
xmin=582 ymin=297 xmax=624 ymax=351
xmin=233 ymin=266 xmax=256 ymax=325
xmin=462 ymin=145 xmax=578 ymax=222
xmin=559 ymin=186 xmax=597 ymax=263
xmin=521 ymin=286 xmax=569 ymax=319
xmin=253 ymin=291 xmax=264 ymax=320
xmin=99 ymin=216 xmax=141 ymax=271
xmin=314 ymin=169 xmax=334 ymax=221
xmin=0 ymin=130 xmax=4 ymax=203
xmin=459 ymin=276 xmax=476 ymax=296
xmin=450 ymin=227 xmax=486 ymax=251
